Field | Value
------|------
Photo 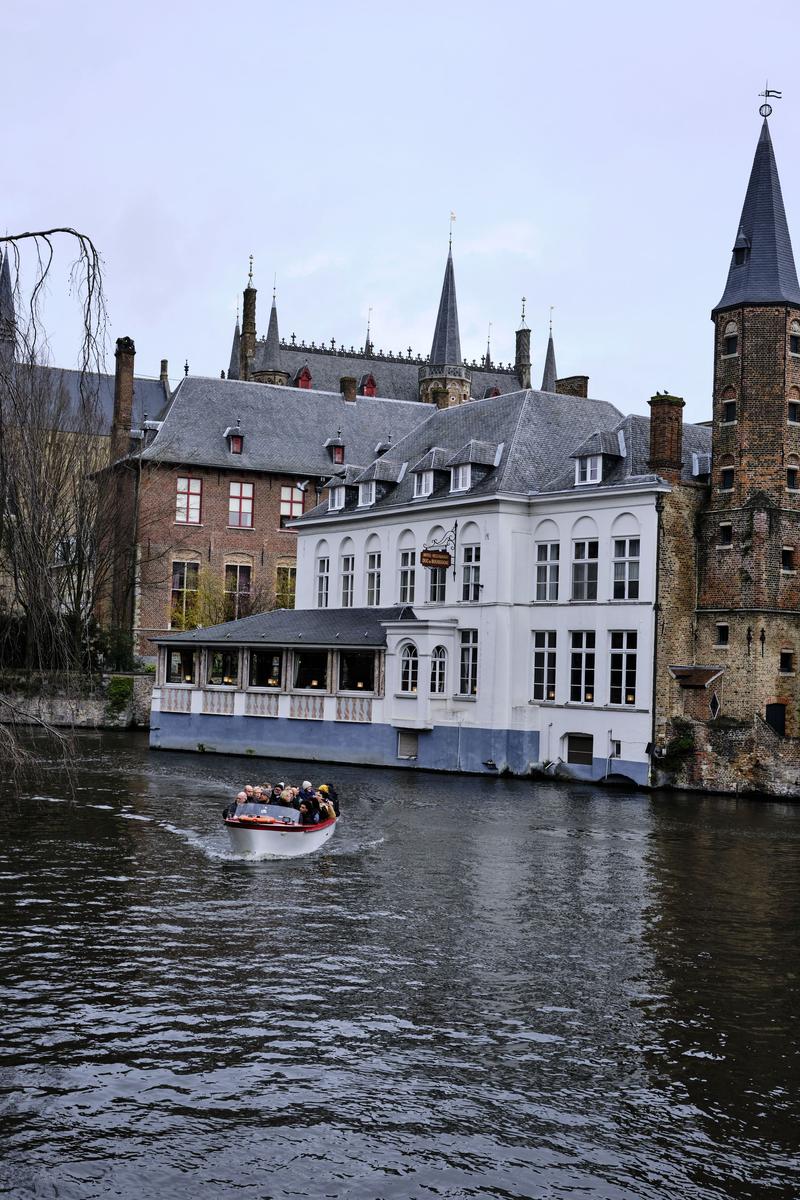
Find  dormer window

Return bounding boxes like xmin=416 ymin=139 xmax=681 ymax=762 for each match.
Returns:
xmin=361 ymin=373 xmax=377 ymax=397
xmin=414 ymin=470 xmax=433 ymax=498
xmin=332 ymin=445 xmax=344 ymax=465
xmin=575 ymin=455 xmax=601 ymax=485
xmin=358 ymin=480 xmax=376 ymax=507
xmin=296 ymin=365 xmax=312 ymax=390
xmin=328 ymin=486 xmax=345 ymax=512
xmin=450 ymin=464 xmax=471 ymax=493
xmin=230 ymin=434 xmax=243 ymax=454
xmin=224 ymin=426 xmax=244 ymax=454
xmin=734 ymin=248 xmax=747 ymax=266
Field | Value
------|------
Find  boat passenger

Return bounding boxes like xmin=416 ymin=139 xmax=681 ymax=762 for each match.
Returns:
xmin=223 ymin=791 xmax=248 ymax=819
xmin=298 ymin=802 xmax=317 ymax=826
xmin=279 ymin=787 xmax=295 ymax=807
xmin=317 ymin=795 xmax=335 ymax=821
xmin=298 ymin=780 xmax=316 ymax=804
xmin=244 ymin=784 xmax=255 ymax=800
xmin=318 ymin=784 xmax=339 ymax=817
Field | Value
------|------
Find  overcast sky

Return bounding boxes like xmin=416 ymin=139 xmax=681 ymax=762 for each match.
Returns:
xmin=4 ymin=0 xmax=799 ymax=422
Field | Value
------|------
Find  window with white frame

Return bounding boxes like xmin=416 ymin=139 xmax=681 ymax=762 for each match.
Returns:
xmin=450 ymin=464 xmax=471 ymax=492
xmin=576 ymin=455 xmax=601 ymax=485
xmin=328 ymin=486 xmax=345 ymax=512
xmin=535 ymin=542 xmax=559 ymax=601
xmin=228 ymin=481 xmax=254 ymax=528
xmin=358 ymin=480 xmax=376 ymax=507
xmin=430 ymin=646 xmax=447 ymax=694
xmin=340 ymin=554 xmax=354 ymax=608
xmin=414 ymin=470 xmax=433 ymax=498
xmin=461 ymin=544 xmax=481 ymax=602
xmin=609 ymin=631 xmax=637 ymax=706
xmin=428 ymin=566 xmax=446 ymax=604
xmin=279 ymin=485 xmax=304 ymax=527
xmin=399 ymin=550 xmax=416 ymax=603
xmin=366 ymin=551 xmax=382 ymax=605
xmin=532 ymin=631 xmax=557 ymax=701
xmin=569 ymin=631 xmax=596 ymax=702
xmin=175 ymin=476 xmax=202 ymax=524
xmin=572 ymin=540 xmax=599 ymax=601
xmin=400 ymin=644 xmax=419 ymax=693
xmin=612 ymin=537 xmax=640 ymax=600
xmin=224 ymin=563 xmax=252 ymax=620
xmin=459 ymin=629 xmax=478 ymax=695
xmin=316 ymin=556 xmax=330 ymax=608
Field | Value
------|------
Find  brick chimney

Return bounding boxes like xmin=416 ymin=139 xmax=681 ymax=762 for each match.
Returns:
xmin=340 ymin=376 xmax=357 ymax=402
xmin=555 ymin=375 xmax=589 ymax=399
xmin=648 ymin=393 xmax=685 ymax=483
xmin=111 ymin=336 xmax=135 ymax=464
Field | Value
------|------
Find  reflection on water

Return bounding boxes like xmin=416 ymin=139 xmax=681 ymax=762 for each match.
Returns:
xmin=0 ymin=732 xmax=798 ymax=1199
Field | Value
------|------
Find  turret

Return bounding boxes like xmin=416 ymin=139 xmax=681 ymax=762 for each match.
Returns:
xmin=514 ymin=299 xmax=531 ymax=389
xmin=419 ymin=245 xmax=471 ymax=407
xmin=240 ymin=257 xmax=257 ymax=381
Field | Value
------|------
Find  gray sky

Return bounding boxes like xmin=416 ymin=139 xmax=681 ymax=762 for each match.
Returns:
xmin=4 ymin=0 xmax=799 ymax=422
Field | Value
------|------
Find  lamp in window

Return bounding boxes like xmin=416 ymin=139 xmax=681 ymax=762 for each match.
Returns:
xmin=585 ymin=690 xmax=593 ymax=702
xmin=626 ymin=691 xmax=635 ymax=704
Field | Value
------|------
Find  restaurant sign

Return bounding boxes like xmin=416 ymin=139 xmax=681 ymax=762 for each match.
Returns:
xmin=420 ymin=549 xmax=452 ymax=569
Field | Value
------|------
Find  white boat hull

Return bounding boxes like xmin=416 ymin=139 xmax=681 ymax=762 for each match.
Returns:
xmin=224 ymin=816 xmax=337 ymax=859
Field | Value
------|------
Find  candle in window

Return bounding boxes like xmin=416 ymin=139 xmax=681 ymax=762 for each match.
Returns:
xmin=357 ymin=681 xmax=363 ymax=689
xmin=311 ymin=679 xmax=318 ymax=687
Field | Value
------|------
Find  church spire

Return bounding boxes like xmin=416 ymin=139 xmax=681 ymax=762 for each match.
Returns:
xmin=0 ymin=245 xmax=16 ymax=362
xmin=264 ymin=291 xmax=281 ymax=367
xmin=540 ymin=317 xmax=557 ymax=392
xmin=714 ymin=117 xmax=800 ymax=313
xmin=429 ymin=246 xmax=462 ymax=367
xmin=227 ymin=313 xmax=241 ymax=381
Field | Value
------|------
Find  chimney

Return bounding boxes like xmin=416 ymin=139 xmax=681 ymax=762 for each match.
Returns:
xmin=340 ymin=376 xmax=357 ymax=403
xmin=111 ymin=336 xmax=136 ymax=464
xmin=515 ymin=326 xmax=531 ymax=389
xmin=241 ymin=283 xmax=257 ymax=380
xmin=555 ymin=375 xmax=589 ymax=399
xmin=159 ymin=358 xmax=169 ymax=386
xmin=648 ymin=393 xmax=685 ymax=483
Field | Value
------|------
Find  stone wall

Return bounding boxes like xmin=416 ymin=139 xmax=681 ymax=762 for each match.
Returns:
xmin=653 ymin=714 xmax=800 ymax=798
xmin=0 ymin=675 xmax=154 ymax=731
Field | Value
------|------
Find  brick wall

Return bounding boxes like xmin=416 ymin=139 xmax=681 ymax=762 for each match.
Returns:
xmin=132 ymin=463 xmax=317 ymax=656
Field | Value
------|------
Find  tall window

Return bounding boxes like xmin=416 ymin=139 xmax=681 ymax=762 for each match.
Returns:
xmin=787 ymin=458 xmax=800 ymax=491
xmin=428 ymin=566 xmax=446 ymax=604
xmin=175 ymin=477 xmax=202 ymax=524
xmin=275 ymin=565 xmax=296 ymax=608
xmin=459 ymin=629 xmax=478 ymax=696
xmin=576 ymin=456 xmax=601 ymax=485
xmin=430 ymin=646 xmax=447 ymax=694
xmin=532 ymin=631 xmax=557 ymax=702
xmin=461 ymin=544 xmax=481 ymax=602
xmin=170 ymin=560 xmax=199 ymax=629
xmin=414 ymin=471 xmax=434 ymax=498
xmin=250 ymin=648 xmax=283 ymax=688
xmin=723 ymin=321 xmax=738 ymax=356
xmin=720 ymin=465 xmax=735 ymax=491
xmin=722 ymin=394 xmax=737 ymax=423
xmin=609 ymin=631 xmax=637 ymax=706
xmin=572 ymin=541 xmax=599 ymax=601
xmin=613 ymin=538 xmax=640 ymax=600
xmin=570 ymin=631 xmax=596 ymax=702
xmin=280 ymin=485 xmax=304 ymax=528
xmin=366 ymin=551 xmax=382 ymax=606
xmin=790 ymin=321 xmax=800 ymax=355
xmin=400 ymin=644 xmax=419 ymax=693
xmin=316 ymin=556 xmax=330 ymax=608
xmin=341 ymin=554 xmax=354 ymax=607
xmin=536 ymin=543 xmax=559 ymax=601
xmin=228 ymin=481 xmax=254 ymax=528
xmin=224 ymin=563 xmax=252 ymax=620
xmin=399 ymin=550 xmax=416 ymax=603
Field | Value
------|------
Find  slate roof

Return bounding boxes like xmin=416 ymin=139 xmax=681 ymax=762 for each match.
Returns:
xmin=153 ymin=605 xmax=416 ymax=646
xmin=715 ymin=118 xmax=800 ymax=312
xmin=5 ymin=364 xmax=169 ymax=435
xmin=569 ymin=430 xmax=623 ymax=459
xmin=429 ymin=247 xmax=462 ymax=366
xmin=139 ymin=375 xmax=432 ymax=476
xmin=297 ymin=388 xmax=625 ymax=517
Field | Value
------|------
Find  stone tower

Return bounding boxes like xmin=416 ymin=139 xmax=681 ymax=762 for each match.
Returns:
xmin=419 ymin=246 xmax=471 ymax=407
xmin=696 ymin=114 xmax=800 ymax=734
xmin=252 ymin=292 xmax=290 ymax=386
xmin=514 ymin=303 xmax=531 ymax=389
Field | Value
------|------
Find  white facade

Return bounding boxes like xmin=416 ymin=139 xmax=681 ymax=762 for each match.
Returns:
xmin=294 ymin=481 xmax=664 ymax=782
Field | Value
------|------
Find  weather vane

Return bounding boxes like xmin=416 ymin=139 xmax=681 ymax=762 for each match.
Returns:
xmin=549 ymin=305 xmax=555 ymax=335
xmin=759 ymin=82 xmax=782 ymax=119
xmin=521 ymin=296 xmax=526 ymax=324
xmin=449 ymin=211 xmax=456 ymax=247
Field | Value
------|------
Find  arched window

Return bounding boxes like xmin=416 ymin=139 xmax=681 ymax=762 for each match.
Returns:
xmin=790 ymin=321 xmax=800 ymax=356
xmin=430 ymin=646 xmax=447 ymax=694
xmin=719 ymin=455 xmax=735 ymax=493
xmin=400 ymin=644 xmax=418 ymax=694
xmin=722 ymin=321 xmax=738 ymax=357
xmin=296 ymin=365 xmax=313 ymax=389
xmin=721 ymin=386 xmax=737 ymax=424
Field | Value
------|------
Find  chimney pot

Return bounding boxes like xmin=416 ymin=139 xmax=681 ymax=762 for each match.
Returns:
xmin=340 ymin=376 xmax=357 ymax=403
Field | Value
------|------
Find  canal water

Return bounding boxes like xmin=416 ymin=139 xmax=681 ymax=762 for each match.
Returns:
xmin=0 ymin=733 xmax=798 ymax=1200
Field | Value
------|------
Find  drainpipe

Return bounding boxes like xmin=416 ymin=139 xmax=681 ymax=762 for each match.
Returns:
xmin=650 ymin=494 xmax=665 ymax=784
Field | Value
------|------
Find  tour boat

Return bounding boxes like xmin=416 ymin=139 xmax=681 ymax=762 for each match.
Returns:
xmin=223 ymin=802 xmax=337 ymax=858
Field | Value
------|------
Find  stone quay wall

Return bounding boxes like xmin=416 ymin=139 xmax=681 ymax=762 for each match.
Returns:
xmin=0 ymin=675 xmax=154 ymax=731
xmin=653 ymin=714 xmax=800 ymax=797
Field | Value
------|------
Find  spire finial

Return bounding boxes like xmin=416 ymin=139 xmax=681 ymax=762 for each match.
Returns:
xmin=273 ymin=272 xmax=277 ymax=303
xmin=521 ymin=296 xmax=526 ymax=324
xmin=486 ymin=321 xmax=492 ymax=367
xmin=184 ymin=359 xmax=189 ymax=377
xmin=759 ymin=81 xmax=782 ymax=119
xmin=449 ymin=211 xmax=456 ymax=248
xmin=248 ymin=254 xmax=253 ymax=286
xmin=549 ymin=305 xmax=554 ymax=335
xmin=236 ymin=298 xmax=239 ymax=322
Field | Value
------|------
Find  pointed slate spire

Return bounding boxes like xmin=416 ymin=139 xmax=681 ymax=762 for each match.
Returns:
xmin=541 ymin=330 xmax=557 ymax=392
xmin=227 ymin=317 xmax=241 ymax=380
xmin=264 ymin=294 xmax=281 ymax=367
xmin=715 ymin=118 xmax=800 ymax=312
xmin=0 ymin=245 xmax=16 ymax=361
xmin=429 ymin=247 xmax=462 ymax=366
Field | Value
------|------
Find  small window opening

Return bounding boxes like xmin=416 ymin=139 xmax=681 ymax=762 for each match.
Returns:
xmin=779 ymin=650 xmax=795 ymax=674
xmin=718 ymin=523 xmax=733 ymax=546
xmin=789 ymin=401 xmax=800 ymax=424
xmin=723 ymin=335 xmax=738 ymax=356
xmin=230 ymin=434 xmax=243 ymax=454
xmin=720 ymin=467 xmax=735 ymax=492
xmin=782 ymin=546 xmax=795 ymax=572
xmin=787 ymin=466 xmax=799 ymax=491
xmin=715 ymin=623 xmax=730 ymax=647
xmin=722 ymin=399 xmax=737 ymax=424
xmin=709 ymin=692 xmax=721 ymax=719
